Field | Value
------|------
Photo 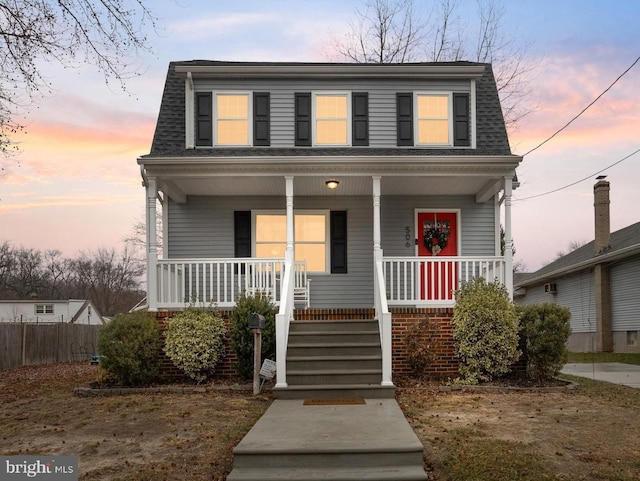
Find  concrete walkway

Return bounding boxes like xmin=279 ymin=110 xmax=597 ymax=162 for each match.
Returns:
xmin=227 ymin=398 xmax=427 ymax=480
xmin=561 ymin=362 xmax=640 ymax=389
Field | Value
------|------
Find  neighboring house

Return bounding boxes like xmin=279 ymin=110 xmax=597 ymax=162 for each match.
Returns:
xmin=0 ymin=299 xmax=105 ymax=325
xmin=138 ymin=60 xmax=522 ymax=394
xmin=515 ymin=179 xmax=640 ymax=354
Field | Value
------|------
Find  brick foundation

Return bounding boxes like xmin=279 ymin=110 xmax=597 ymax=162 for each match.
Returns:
xmin=152 ymin=307 xmax=459 ymax=382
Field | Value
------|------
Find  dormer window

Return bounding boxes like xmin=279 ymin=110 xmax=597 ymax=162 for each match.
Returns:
xmin=416 ymin=93 xmax=450 ymax=145
xmin=195 ymin=91 xmax=270 ymax=147
xmin=314 ymin=93 xmax=350 ymax=146
xmin=216 ymin=93 xmax=250 ymax=145
xmin=397 ymin=92 xmax=470 ymax=147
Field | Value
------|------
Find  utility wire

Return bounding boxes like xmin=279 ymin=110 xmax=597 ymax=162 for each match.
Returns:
xmin=521 ymin=55 xmax=640 ymax=158
xmin=514 ymin=146 xmax=640 ymax=201
xmin=513 ymin=55 xmax=640 ymax=202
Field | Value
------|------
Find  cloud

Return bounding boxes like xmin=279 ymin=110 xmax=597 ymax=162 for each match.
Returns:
xmin=167 ymin=12 xmax=280 ymax=40
xmin=0 ymin=192 xmax=138 ymax=214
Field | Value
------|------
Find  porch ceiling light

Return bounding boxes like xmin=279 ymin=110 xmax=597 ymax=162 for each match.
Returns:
xmin=325 ymin=179 xmax=340 ymax=189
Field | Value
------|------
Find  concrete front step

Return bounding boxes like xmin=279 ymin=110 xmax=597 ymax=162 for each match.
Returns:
xmin=287 ymin=355 xmax=382 ymax=371
xmin=272 ymin=383 xmax=395 ymax=399
xmin=227 ymin=465 xmax=428 ymax=481
xmin=290 ymin=319 xmax=379 ymax=332
xmin=287 ymin=369 xmax=382 ymax=385
xmin=227 ymin=399 xmax=427 ymax=481
xmin=288 ymin=330 xmax=381 ymax=344
xmin=287 ymin=342 xmax=381 ymax=357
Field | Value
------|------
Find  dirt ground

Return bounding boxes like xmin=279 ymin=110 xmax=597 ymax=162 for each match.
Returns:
xmin=0 ymin=363 xmax=270 ymax=480
xmin=1 ymin=364 xmax=639 ymax=480
xmin=397 ymin=386 xmax=640 ymax=480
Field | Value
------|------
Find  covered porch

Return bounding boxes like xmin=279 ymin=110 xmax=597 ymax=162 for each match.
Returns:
xmin=139 ymin=156 xmax=519 ymax=389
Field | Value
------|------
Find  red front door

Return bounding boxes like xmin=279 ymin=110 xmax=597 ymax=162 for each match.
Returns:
xmin=417 ymin=211 xmax=458 ymax=301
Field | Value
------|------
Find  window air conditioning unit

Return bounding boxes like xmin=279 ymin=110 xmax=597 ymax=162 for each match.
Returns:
xmin=544 ymin=283 xmax=557 ymax=294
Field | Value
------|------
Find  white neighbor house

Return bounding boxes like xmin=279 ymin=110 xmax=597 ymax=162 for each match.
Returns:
xmin=138 ymin=61 xmax=522 ymax=396
xmin=0 ymin=299 xmax=105 ymax=325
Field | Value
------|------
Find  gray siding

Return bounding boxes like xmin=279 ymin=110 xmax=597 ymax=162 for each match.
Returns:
xmin=168 ymin=194 xmax=497 ymax=308
xmin=381 ymin=195 xmax=495 ymax=257
xmin=611 ymin=255 xmax=640 ymax=331
xmin=516 ymin=271 xmax=596 ymax=334
xmin=195 ymin=79 xmax=471 ymax=149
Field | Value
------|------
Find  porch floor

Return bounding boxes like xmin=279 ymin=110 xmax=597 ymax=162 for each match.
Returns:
xmin=227 ymin=398 xmax=427 ymax=480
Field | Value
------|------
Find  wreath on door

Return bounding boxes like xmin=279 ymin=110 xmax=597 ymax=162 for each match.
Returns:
xmin=424 ymin=227 xmax=448 ymax=256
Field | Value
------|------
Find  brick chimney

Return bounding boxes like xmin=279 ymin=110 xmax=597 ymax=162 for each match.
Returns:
xmin=593 ymin=178 xmax=610 ymax=255
xmin=593 ymin=176 xmax=612 ymax=351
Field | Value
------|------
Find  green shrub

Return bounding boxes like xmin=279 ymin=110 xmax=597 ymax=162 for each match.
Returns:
xmin=452 ymin=278 xmax=520 ymax=384
xmin=517 ymin=303 xmax=571 ymax=382
xmin=163 ymin=308 xmax=227 ymax=383
xmin=229 ymin=292 xmax=277 ymax=380
xmin=97 ymin=310 xmax=162 ymax=386
xmin=403 ymin=316 xmax=441 ymax=380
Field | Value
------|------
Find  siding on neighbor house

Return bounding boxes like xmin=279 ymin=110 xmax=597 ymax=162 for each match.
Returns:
xmin=167 ymin=194 xmax=496 ymax=308
xmin=517 ymin=271 xmax=596 ymax=334
xmin=194 ymin=79 xmax=471 ymax=148
xmin=611 ymin=255 xmax=640 ymax=332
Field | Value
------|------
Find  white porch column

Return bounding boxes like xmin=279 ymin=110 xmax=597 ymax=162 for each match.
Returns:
xmin=373 ymin=176 xmax=382 ymax=250
xmin=285 ymin=176 xmax=294 ymax=259
xmin=146 ymin=178 xmax=158 ymax=311
xmin=503 ymin=176 xmax=514 ymax=299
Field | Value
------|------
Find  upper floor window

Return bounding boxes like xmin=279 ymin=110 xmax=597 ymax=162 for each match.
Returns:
xmin=296 ymin=92 xmax=369 ymax=147
xmin=195 ymin=92 xmax=270 ymax=147
xmin=416 ymin=93 xmax=450 ymax=145
xmin=397 ymin=92 xmax=470 ymax=147
xmin=216 ymin=93 xmax=250 ymax=145
xmin=314 ymin=93 xmax=350 ymax=146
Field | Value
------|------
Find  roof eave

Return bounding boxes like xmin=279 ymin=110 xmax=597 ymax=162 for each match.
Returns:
xmin=515 ymin=244 xmax=640 ymax=287
xmin=174 ymin=64 xmax=486 ymax=80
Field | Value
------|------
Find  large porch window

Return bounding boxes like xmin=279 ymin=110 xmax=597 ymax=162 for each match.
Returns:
xmin=254 ymin=211 xmax=328 ymax=272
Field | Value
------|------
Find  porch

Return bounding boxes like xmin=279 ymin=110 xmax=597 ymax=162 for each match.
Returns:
xmin=140 ymin=169 xmax=518 ymax=392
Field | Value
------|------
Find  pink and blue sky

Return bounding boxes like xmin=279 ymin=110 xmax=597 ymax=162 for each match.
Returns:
xmin=1 ymin=0 xmax=639 ymax=272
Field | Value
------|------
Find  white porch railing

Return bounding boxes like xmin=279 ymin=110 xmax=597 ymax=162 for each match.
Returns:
xmin=383 ymin=256 xmax=505 ymax=306
xmin=374 ymin=249 xmax=393 ymax=387
xmin=155 ymin=258 xmax=307 ymax=309
xmin=275 ymin=251 xmax=295 ymax=389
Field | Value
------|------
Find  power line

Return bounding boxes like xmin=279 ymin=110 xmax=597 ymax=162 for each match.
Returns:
xmin=514 ymin=146 xmax=640 ymax=201
xmin=521 ymin=55 xmax=640 ymax=158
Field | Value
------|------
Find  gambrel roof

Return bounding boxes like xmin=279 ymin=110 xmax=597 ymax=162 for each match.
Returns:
xmin=142 ymin=60 xmax=513 ymax=159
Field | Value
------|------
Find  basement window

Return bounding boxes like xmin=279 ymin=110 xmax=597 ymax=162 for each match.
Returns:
xmin=627 ymin=331 xmax=638 ymax=347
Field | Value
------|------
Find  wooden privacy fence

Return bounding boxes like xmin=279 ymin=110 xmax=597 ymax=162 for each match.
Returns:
xmin=0 ymin=323 xmax=100 ymax=371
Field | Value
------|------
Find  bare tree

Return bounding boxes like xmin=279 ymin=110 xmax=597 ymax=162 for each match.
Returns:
xmin=331 ymin=0 xmax=537 ymax=129
xmin=72 ymin=247 xmax=145 ymax=315
xmin=0 ymin=0 xmax=157 ymax=158
xmin=333 ymin=0 xmax=427 ymax=63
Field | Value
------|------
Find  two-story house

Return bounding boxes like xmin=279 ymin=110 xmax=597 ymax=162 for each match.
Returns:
xmin=138 ymin=60 xmax=521 ymax=397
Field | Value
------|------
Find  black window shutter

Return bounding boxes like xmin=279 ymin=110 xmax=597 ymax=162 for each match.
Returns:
xmin=234 ymin=211 xmax=251 ymax=258
xmin=453 ymin=93 xmax=470 ymax=147
xmin=330 ymin=211 xmax=347 ymax=274
xmin=396 ymin=93 xmax=413 ymax=146
xmin=196 ymin=92 xmax=213 ymax=146
xmin=295 ymin=92 xmax=312 ymax=146
xmin=253 ymin=92 xmax=270 ymax=146
xmin=352 ymin=92 xmax=369 ymax=146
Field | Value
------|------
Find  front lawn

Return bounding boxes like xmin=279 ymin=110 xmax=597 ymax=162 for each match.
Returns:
xmin=567 ymin=351 xmax=640 ymax=365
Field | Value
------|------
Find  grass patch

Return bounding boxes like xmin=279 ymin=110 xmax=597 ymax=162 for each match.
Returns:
xmin=559 ymin=373 xmax=640 ymax=409
xmin=567 ymin=352 xmax=640 ymax=365
xmin=437 ymin=428 xmax=553 ymax=481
